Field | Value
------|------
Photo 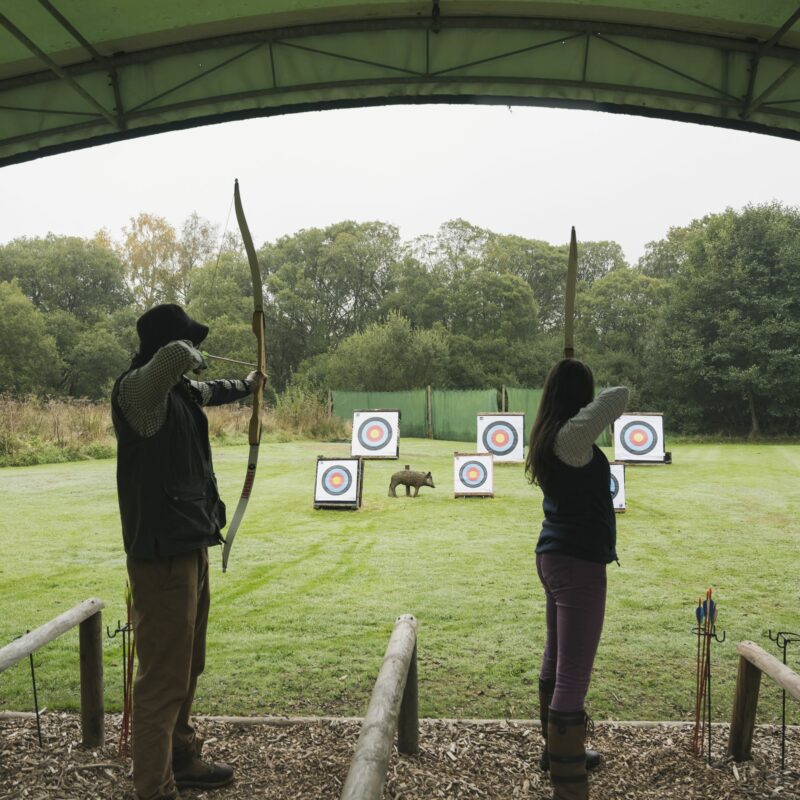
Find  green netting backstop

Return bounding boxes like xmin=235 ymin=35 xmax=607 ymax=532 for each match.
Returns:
xmin=431 ymin=389 xmax=498 ymax=443
xmin=331 ymin=387 xmax=614 ymax=446
xmin=505 ymin=387 xmax=543 ymax=445
xmin=331 ymin=390 xmax=428 ymax=437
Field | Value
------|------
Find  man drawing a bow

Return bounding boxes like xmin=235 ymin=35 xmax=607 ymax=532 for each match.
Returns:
xmin=111 ymin=303 xmax=262 ymax=800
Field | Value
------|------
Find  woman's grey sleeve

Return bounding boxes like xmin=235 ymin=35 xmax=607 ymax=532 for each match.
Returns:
xmin=554 ymin=387 xmax=630 ymax=467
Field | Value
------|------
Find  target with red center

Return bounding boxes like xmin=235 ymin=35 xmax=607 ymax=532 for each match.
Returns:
xmin=314 ymin=457 xmax=362 ymax=508
xmin=476 ymin=414 xmax=524 ymax=462
xmin=351 ymin=410 xmax=399 ymax=458
xmin=609 ymin=462 xmax=626 ymax=511
xmin=614 ymin=414 xmax=665 ymax=462
xmin=453 ymin=453 xmax=494 ymax=497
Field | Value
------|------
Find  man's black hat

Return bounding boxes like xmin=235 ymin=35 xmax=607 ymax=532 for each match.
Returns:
xmin=136 ymin=303 xmax=209 ymax=362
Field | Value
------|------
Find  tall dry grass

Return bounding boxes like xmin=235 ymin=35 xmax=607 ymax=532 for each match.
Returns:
xmin=0 ymin=395 xmax=115 ymax=466
xmin=0 ymin=389 xmax=349 ymax=467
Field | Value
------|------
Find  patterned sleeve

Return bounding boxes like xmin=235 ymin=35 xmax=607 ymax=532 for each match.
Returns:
xmin=117 ymin=340 xmax=204 ymax=437
xmin=554 ymin=387 xmax=629 ymax=467
xmin=188 ymin=377 xmax=255 ymax=407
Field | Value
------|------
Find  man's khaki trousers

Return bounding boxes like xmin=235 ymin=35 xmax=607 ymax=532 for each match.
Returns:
xmin=127 ymin=548 xmax=210 ymax=800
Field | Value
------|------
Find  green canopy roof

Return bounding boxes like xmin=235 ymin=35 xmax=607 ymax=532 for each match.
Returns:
xmin=1 ymin=1 xmax=799 ymax=167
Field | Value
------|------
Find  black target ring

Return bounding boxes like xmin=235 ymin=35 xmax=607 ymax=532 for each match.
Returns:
xmin=459 ymin=460 xmax=488 ymax=489
xmin=321 ymin=465 xmax=353 ymax=496
xmin=357 ymin=416 xmax=392 ymax=451
xmin=609 ymin=473 xmax=620 ymax=499
xmin=620 ymin=420 xmax=658 ymax=456
xmin=482 ymin=421 xmax=519 ymax=456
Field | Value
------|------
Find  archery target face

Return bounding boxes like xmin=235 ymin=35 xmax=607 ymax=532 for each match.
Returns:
xmin=614 ymin=414 xmax=665 ymax=462
xmin=609 ymin=462 xmax=626 ymax=510
xmin=351 ymin=410 xmax=399 ymax=458
xmin=477 ymin=415 xmax=525 ymax=462
xmin=454 ymin=453 xmax=494 ymax=496
xmin=315 ymin=459 xmax=360 ymax=504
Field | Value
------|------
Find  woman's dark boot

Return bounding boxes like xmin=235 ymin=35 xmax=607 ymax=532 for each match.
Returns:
xmin=547 ymin=707 xmax=589 ymax=800
xmin=538 ymin=680 xmax=600 ymax=772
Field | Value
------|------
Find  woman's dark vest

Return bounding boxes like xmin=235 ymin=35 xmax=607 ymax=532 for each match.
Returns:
xmin=111 ymin=374 xmax=226 ymax=559
xmin=535 ymin=444 xmax=617 ymax=564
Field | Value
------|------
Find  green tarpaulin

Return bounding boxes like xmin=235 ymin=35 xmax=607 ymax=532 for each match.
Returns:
xmin=331 ymin=389 xmax=428 ymax=438
xmin=431 ymin=389 xmax=498 ymax=443
xmin=1 ymin=3 xmax=799 ymax=167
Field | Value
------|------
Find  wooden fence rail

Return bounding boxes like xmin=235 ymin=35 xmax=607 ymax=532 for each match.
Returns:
xmin=0 ymin=598 xmax=105 ymax=747
xmin=727 ymin=640 xmax=800 ymax=762
xmin=339 ymin=614 xmax=418 ymax=800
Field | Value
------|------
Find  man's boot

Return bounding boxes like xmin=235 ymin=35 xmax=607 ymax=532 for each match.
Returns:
xmin=547 ymin=707 xmax=589 ymax=800
xmin=172 ymin=737 xmax=234 ymax=791
xmin=538 ymin=679 xmax=601 ymax=772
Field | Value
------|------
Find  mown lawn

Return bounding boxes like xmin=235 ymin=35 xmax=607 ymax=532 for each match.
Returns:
xmin=0 ymin=440 xmax=798 ymax=723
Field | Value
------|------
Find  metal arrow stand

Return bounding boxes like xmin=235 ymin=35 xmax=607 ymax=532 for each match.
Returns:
xmin=106 ymin=617 xmax=134 ymax=757
xmin=11 ymin=631 xmax=43 ymax=747
xmin=767 ymin=630 xmax=800 ymax=769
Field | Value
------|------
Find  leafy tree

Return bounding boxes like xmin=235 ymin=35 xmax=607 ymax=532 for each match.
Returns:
xmin=65 ymin=324 xmax=130 ymax=399
xmin=380 ymin=256 xmax=451 ymax=330
xmin=411 ymin=219 xmax=489 ymax=274
xmin=0 ymin=281 xmax=61 ymax=393
xmin=578 ymin=240 xmax=628 ymax=284
xmin=637 ymin=225 xmax=695 ymax=280
xmin=299 ymin=312 xmax=448 ymax=391
xmin=448 ymin=268 xmax=538 ymax=342
xmin=259 ymin=221 xmax=402 ymax=388
xmin=647 ymin=203 xmax=800 ymax=435
xmin=119 ymin=213 xmax=179 ymax=308
xmin=175 ymin=213 xmax=220 ymax=304
xmin=0 ymin=234 xmax=129 ymax=321
xmin=483 ymin=234 xmax=567 ymax=332
xmin=577 ymin=266 xmax=668 ymax=390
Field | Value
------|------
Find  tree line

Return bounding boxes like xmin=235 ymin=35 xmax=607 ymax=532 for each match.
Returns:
xmin=1 ymin=203 xmax=798 ymax=437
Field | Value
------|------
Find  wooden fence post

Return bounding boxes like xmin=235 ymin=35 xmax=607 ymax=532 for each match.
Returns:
xmin=79 ymin=610 xmax=105 ymax=747
xmin=426 ymin=386 xmax=433 ymax=439
xmin=727 ymin=653 xmax=761 ymax=761
xmin=397 ymin=643 xmax=418 ymax=755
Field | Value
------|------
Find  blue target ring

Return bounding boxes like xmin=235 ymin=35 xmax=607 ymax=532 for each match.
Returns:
xmin=321 ymin=465 xmax=352 ymax=496
xmin=620 ymin=420 xmax=658 ymax=456
xmin=357 ymin=417 xmax=392 ymax=451
xmin=459 ymin=460 xmax=488 ymax=489
xmin=482 ymin=421 xmax=518 ymax=456
xmin=609 ymin=473 xmax=619 ymax=499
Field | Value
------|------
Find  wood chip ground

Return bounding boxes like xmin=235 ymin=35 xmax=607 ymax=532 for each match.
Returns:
xmin=1 ymin=714 xmax=798 ymax=798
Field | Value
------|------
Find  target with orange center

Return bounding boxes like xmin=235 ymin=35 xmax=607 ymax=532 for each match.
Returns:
xmin=314 ymin=457 xmax=362 ymax=508
xmin=358 ymin=417 xmax=391 ymax=450
xmin=620 ymin=420 xmax=657 ymax=455
xmin=614 ymin=414 xmax=665 ymax=463
xmin=477 ymin=414 xmax=524 ymax=462
xmin=351 ymin=410 xmax=399 ymax=458
xmin=321 ymin=465 xmax=352 ymax=495
xmin=454 ymin=452 xmax=494 ymax=497
xmin=460 ymin=460 xmax=488 ymax=489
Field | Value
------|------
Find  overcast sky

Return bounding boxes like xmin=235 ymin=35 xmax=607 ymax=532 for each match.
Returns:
xmin=1 ymin=104 xmax=798 ymax=264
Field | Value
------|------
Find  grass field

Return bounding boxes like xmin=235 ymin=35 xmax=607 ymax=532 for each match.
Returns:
xmin=0 ymin=440 xmax=798 ymax=724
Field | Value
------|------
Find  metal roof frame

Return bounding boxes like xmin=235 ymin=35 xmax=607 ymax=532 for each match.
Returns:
xmin=1 ymin=4 xmax=799 ymax=166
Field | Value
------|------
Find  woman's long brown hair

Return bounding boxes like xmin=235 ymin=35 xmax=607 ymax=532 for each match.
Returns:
xmin=525 ymin=359 xmax=595 ymax=488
